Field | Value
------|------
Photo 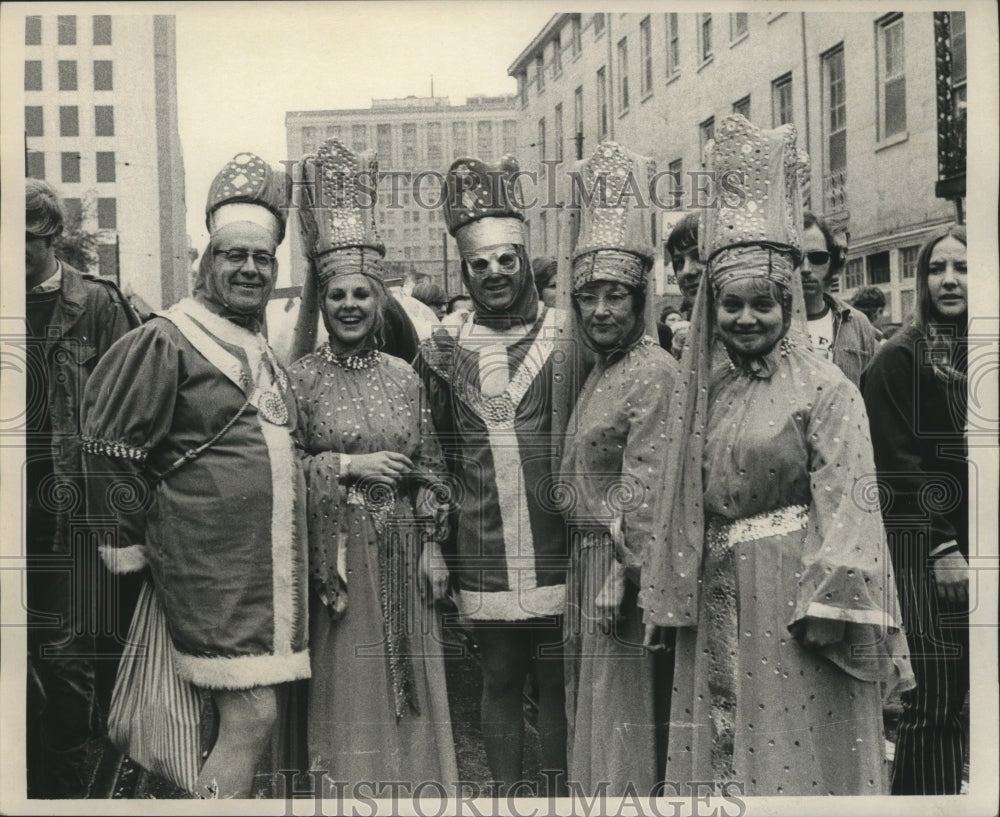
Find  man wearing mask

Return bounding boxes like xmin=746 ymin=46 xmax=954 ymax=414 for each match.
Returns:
xmin=417 ymin=156 xmax=569 ymax=796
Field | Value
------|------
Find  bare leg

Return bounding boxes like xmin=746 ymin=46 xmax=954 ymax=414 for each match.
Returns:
xmin=196 ymin=686 xmax=277 ymax=798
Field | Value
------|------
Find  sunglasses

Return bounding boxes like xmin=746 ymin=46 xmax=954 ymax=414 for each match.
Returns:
xmin=464 ymin=251 xmax=520 ymax=276
xmin=804 ymin=250 xmax=831 ymax=267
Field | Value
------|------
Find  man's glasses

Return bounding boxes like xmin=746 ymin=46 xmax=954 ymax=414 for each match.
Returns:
xmin=214 ymin=248 xmax=276 ymax=272
xmin=464 ymin=251 xmax=520 ymax=276
xmin=804 ymin=250 xmax=831 ymax=267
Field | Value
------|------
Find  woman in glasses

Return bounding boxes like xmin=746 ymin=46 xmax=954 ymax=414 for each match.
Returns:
xmin=799 ymin=211 xmax=880 ymax=386
xmin=559 ymin=142 xmax=679 ymax=796
xmin=288 ymin=140 xmax=457 ymax=785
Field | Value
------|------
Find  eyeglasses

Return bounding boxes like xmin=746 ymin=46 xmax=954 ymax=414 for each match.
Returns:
xmin=464 ymin=250 xmax=520 ymax=276
xmin=214 ymin=248 xmax=276 ymax=272
xmin=574 ymin=289 xmax=632 ymax=310
xmin=804 ymin=250 xmax=831 ymax=267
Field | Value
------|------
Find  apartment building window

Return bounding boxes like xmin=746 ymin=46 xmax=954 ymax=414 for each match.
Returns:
xmin=518 ymin=72 xmax=528 ymax=107
xmin=900 ymin=288 xmax=915 ymax=317
xmin=900 ymin=245 xmax=919 ymax=279
xmin=58 ymin=15 xmax=77 ymax=45
xmin=301 ymin=126 xmax=318 ymax=153
xmin=25 ymin=15 xmax=41 ymax=45
xmin=375 ymin=123 xmax=392 ymax=161
xmin=593 ymin=13 xmax=605 ymax=37
xmin=351 ymin=124 xmax=366 ymax=151
xmin=640 ymin=17 xmax=653 ymax=97
xmin=98 ymin=244 xmax=118 ymax=281
xmin=666 ymin=13 xmax=680 ymax=76
xmin=733 ymin=95 xmax=751 ymax=119
xmin=93 ymin=15 xmax=112 ymax=45
xmin=95 ymin=105 xmax=114 ymax=136
xmin=426 ymin=122 xmax=442 ymax=164
xmin=25 ymin=60 xmax=42 ymax=91
xmin=730 ymin=13 xmax=748 ymax=41
xmin=97 ymin=151 xmax=116 ymax=183
xmin=699 ymin=117 xmax=715 ymax=166
xmin=453 ymin=121 xmax=469 ymax=157
xmin=822 ymin=46 xmax=847 ymax=211
xmin=58 ymin=61 xmax=77 ymax=91
xmin=878 ymin=15 xmax=906 ymax=139
xmin=94 ymin=60 xmax=113 ymax=91
xmin=572 ymin=16 xmax=582 ymax=55
xmin=97 ymin=198 xmax=117 ymax=230
xmin=844 ymin=258 xmax=864 ymax=289
xmin=61 ymin=152 xmax=81 ymax=184
xmin=951 ymin=12 xmax=966 ymax=110
xmin=536 ymin=54 xmax=545 ymax=92
xmin=503 ymin=120 xmax=518 ymax=154
xmin=27 ymin=151 xmax=45 ymax=180
xmin=597 ymin=67 xmax=608 ymax=140
xmin=699 ymin=14 xmax=713 ymax=63
xmin=25 ymin=106 xmax=44 ymax=137
xmin=668 ymin=158 xmax=683 ymax=209
xmin=554 ymin=104 xmax=564 ymax=163
xmin=538 ymin=117 xmax=546 ymax=162
xmin=325 ymin=125 xmax=342 ymax=140
xmin=60 ymin=106 xmax=79 ymax=137
xmin=401 ymin=123 xmax=417 ymax=167
xmin=866 ymin=251 xmax=891 ymax=285
xmin=553 ymin=33 xmax=562 ymax=75
xmin=772 ymin=72 xmax=793 ymax=126
xmin=64 ymin=198 xmax=82 ymax=224
xmin=618 ymin=38 xmax=630 ymax=112
xmin=477 ymin=121 xmax=493 ymax=160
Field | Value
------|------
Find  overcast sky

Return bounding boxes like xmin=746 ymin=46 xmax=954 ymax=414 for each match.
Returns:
xmin=176 ymin=2 xmax=557 ymax=255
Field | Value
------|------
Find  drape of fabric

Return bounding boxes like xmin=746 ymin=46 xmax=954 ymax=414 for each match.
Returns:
xmin=560 ymin=337 xmax=679 ymax=795
xmin=288 ymin=349 xmax=458 ymax=784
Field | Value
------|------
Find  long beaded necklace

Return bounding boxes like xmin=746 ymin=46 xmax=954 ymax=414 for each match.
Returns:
xmin=318 ymin=343 xmax=382 ymax=370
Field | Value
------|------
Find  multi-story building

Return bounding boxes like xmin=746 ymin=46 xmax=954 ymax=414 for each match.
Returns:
xmin=285 ymin=95 xmax=519 ymax=293
xmin=509 ymin=12 xmax=967 ymax=320
xmin=23 ymin=13 xmax=190 ymax=310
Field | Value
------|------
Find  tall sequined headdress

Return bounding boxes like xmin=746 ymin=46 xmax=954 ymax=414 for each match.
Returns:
xmin=206 ymin=152 xmax=290 ymax=244
xmin=700 ymin=114 xmax=807 ymax=294
xmin=571 ymin=141 xmax=656 ymax=292
xmin=297 ymin=139 xmax=386 ymax=288
xmin=443 ymin=156 xmax=525 ymax=255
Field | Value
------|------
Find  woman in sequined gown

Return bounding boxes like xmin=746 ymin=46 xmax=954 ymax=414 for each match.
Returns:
xmin=288 ymin=271 xmax=458 ymax=786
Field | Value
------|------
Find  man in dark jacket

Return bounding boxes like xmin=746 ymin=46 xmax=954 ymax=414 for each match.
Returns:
xmin=24 ymin=179 xmax=139 ymax=797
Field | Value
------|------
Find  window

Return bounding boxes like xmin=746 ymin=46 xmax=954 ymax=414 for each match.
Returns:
xmin=25 ymin=15 xmax=41 ymax=45
xmin=93 ymin=15 xmax=112 ymax=45
xmin=772 ymin=73 xmax=793 ymax=126
xmin=25 ymin=60 xmax=42 ymax=90
xmin=518 ymin=72 xmax=528 ymax=107
xmin=351 ymin=124 xmax=366 ymax=151
xmin=25 ymin=106 xmax=44 ymax=137
xmin=97 ymin=198 xmax=117 ymax=230
xmin=618 ymin=38 xmax=630 ymax=111
xmin=597 ymin=67 xmax=608 ymax=140
xmin=377 ymin=123 xmax=393 ymax=161
xmin=58 ymin=15 xmax=77 ymax=45
xmin=97 ymin=151 xmax=116 ymax=182
xmin=666 ymin=13 xmax=680 ymax=76
xmin=60 ymin=106 xmax=79 ymax=137
xmin=900 ymin=244 xmax=919 ymax=279
xmin=640 ymin=17 xmax=653 ymax=97
xmin=866 ymin=251 xmax=891 ymax=285
xmin=668 ymin=158 xmax=683 ymax=209
xmin=502 ymin=120 xmax=518 ymax=154
xmin=553 ymin=34 xmax=562 ymax=75
xmin=536 ymin=54 xmax=545 ymax=92
xmin=98 ymin=244 xmax=118 ymax=281
xmin=554 ymin=104 xmax=564 ymax=163
xmin=401 ymin=123 xmax=417 ymax=167
xmin=63 ymin=198 xmax=82 ymax=224
xmin=593 ymin=13 xmax=605 ymax=37
xmin=94 ymin=60 xmax=113 ymax=91
xmin=951 ymin=12 xmax=966 ymax=111
xmin=538 ymin=118 xmax=546 ymax=161
xmin=301 ymin=126 xmax=318 ymax=153
xmin=733 ymin=95 xmax=751 ymax=119
xmin=325 ymin=125 xmax=342 ymax=141
xmin=452 ymin=121 xmax=469 ymax=157
xmin=61 ymin=152 xmax=81 ymax=184
xmin=900 ymin=288 xmax=915 ymax=317
xmin=95 ymin=105 xmax=114 ymax=136
xmin=58 ymin=61 xmax=77 ymax=91
xmin=699 ymin=117 xmax=715 ymax=166
xmin=27 ymin=151 xmax=45 ymax=180
xmin=878 ymin=15 xmax=906 ymax=138
xmin=571 ymin=16 xmax=582 ymax=55
xmin=476 ymin=121 xmax=493 ymax=160
xmin=700 ymin=13 xmax=713 ymax=62
xmin=844 ymin=258 xmax=864 ymax=289
xmin=426 ymin=122 xmax=442 ymax=164
xmin=822 ymin=46 xmax=847 ymax=210
xmin=730 ymin=13 xmax=748 ymax=41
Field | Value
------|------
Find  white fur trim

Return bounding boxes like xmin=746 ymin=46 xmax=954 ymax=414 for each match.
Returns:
xmin=804 ymin=601 xmax=901 ymax=629
xmin=173 ymin=646 xmax=310 ymax=690
xmin=455 ymin=218 xmax=524 ymax=256
xmin=98 ymin=543 xmax=148 ymax=574
xmin=456 ymin=584 xmax=565 ymax=621
xmin=209 ymin=203 xmax=281 ymax=243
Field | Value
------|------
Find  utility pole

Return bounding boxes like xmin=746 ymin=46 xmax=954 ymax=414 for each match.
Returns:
xmin=442 ymin=231 xmax=449 ymax=294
